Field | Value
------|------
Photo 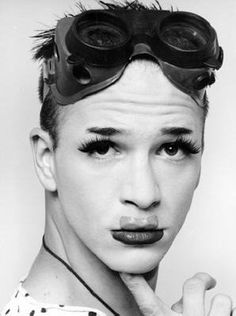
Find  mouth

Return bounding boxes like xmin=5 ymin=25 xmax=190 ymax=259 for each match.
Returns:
xmin=112 ymin=215 xmax=163 ymax=245
xmin=111 ymin=229 xmax=164 ymax=245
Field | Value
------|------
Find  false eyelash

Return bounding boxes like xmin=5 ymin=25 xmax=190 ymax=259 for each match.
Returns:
xmin=78 ymin=136 xmax=115 ymax=154
xmin=168 ymin=137 xmax=201 ymax=155
xmin=78 ymin=136 xmax=201 ymax=156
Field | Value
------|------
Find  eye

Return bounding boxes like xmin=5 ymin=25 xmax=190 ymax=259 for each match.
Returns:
xmin=157 ymin=138 xmax=201 ymax=160
xmin=78 ymin=138 xmax=119 ymax=159
xmin=92 ymin=140 xmax=113 ymax=155
xmin=163 ymin=143 xmax=179 ymax=156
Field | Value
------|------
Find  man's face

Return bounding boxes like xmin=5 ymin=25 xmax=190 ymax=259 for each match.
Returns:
xmin=53 ymin=61 xmax=204 ymax=274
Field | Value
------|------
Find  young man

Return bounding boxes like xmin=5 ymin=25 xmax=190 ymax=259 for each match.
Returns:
xmin=1 ymin=1 xmax=234 ymax=316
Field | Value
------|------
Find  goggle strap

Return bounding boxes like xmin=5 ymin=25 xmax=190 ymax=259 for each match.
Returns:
xmin=42 ymin=60 xmax=55 ymax=100
xmin=48 ymin=67 xmax=126 ymax=106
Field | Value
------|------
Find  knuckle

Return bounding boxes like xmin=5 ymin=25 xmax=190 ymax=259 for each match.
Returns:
xmin=194 ymin=272 xmax=211 ymax=279
xmin=183 ymin=277 xmax=204 ymax=293
xmin=139 ymin=304 xmax=161 ymax=316
xmin=213 ymin=293 xmax=232 ymax=307
xmin=194 ymin=272 xmax=216 ymax=285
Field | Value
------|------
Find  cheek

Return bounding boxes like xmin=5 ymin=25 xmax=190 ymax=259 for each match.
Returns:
xmin=55 ymin=155 xmax=115 ymax=234
xmin=159 ymin=159 xmax=201 ymax=229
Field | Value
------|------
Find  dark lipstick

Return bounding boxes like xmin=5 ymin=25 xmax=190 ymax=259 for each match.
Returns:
xmin=112 ymin=215 xmax=163 ymax=245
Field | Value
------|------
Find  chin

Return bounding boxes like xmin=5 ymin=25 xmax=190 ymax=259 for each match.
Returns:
xmin=104 ymin=247 xmax=165 ymax=274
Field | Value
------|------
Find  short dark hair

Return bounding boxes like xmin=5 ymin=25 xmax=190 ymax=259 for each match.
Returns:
xmin=33 ymin=1 xmax=208 ymax=149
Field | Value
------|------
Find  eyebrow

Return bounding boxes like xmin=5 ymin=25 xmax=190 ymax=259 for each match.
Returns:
xmin=86 ymin=126 xmax=193 ymax=137
xmin=86 ymin=127 xmax=125 ymax=136
xmin=160 ymin=127 xmax=193 ymax=136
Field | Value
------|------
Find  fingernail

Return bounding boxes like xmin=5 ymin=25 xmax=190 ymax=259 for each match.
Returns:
xmin=120 ymin=273 xmax=133 ymax=281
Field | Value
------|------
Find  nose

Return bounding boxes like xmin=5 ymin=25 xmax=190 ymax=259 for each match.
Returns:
xmin=120 ymin=156 xmax=161 ymax=211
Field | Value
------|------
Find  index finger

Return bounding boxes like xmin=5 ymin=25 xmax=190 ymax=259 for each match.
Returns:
xmin=183 ymin=272 xmax=216 ymax=316
xmin=120 ymin=273 xmax=172 ymax=316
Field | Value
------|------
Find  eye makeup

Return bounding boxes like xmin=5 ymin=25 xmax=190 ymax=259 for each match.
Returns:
xmin=78 ymin=135 xmax=201 ymax=159
xmin=78 ymin=136 xmax=117 ymax=156
xmin=159 ymin=136 xmax=201 ymax=156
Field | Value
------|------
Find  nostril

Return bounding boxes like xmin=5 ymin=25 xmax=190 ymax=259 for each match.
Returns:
xmin=124 ymin=199 xmax=159 ymax=211
xmin=124 ymin=200 xmax=137 ymax=207
xmin=141 ymin=200 xmax=159 ymax=211
xmin=150 ymin=201 xmax=159 ymax=209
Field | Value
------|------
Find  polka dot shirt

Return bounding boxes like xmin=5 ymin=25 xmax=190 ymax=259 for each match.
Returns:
xmin=1 ymin=282 xmax=107 ymax=316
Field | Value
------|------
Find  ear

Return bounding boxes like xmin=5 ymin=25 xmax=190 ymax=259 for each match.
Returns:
xmin=30 ymin=127 xmax=57 ymax=192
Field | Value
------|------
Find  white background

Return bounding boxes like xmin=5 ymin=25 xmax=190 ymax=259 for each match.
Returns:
xmin=0 ymin=0 xmax=236 ymax=310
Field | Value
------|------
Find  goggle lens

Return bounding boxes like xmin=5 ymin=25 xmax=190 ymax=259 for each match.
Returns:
xmin=161 ymin=23 xmax=207 ymax=50
xmin=78 ymin=22 xmax=127 ymax=48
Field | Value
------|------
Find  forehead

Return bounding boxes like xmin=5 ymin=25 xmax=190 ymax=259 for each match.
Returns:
xmin=59 ymin=60 xmax=204 ymax=136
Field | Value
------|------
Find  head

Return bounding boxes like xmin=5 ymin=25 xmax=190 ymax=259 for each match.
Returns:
xmin=30 ymin=1 xmax=222 ymax=274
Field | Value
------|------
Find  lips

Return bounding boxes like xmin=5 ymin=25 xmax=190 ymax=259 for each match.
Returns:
xmin=112 ymin=230 xmax=164 ymax=245
xmin=120 ymin=215 xmax=159 ymax=230
xmin=111 ymin=215 xmax=164 ymax=245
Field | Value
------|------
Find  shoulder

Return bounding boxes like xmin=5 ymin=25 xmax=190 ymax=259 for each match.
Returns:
xmin=1 ymin=283 xmax=106 ymax=316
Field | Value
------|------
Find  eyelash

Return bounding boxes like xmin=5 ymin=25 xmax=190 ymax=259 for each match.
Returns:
xmin=79 ymin=136 xmax=116 ymax=155
xmin=78 ymin=136 xmax=201 ymax=158
xmin=159 ymin=137 xmax=201 ymax=156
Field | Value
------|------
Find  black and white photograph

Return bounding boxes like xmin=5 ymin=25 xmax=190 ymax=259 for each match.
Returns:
xmin=0 ymin=0 xmax=236 ymax=315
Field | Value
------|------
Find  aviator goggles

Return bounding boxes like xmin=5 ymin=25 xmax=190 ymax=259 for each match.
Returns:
xmin=43 ymin=9 xmax=223 ymax=106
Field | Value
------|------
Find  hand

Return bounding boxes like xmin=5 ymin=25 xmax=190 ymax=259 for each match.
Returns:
xmin=120 ymin=272 xmax=235 ymax=316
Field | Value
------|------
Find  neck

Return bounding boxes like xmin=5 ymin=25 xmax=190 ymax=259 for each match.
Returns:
xmin=25 ymin=199 xmax=159 ymax=316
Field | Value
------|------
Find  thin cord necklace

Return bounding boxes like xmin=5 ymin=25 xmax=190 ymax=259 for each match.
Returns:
xmin=42 ymin=236 xmax=120 ymax=316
